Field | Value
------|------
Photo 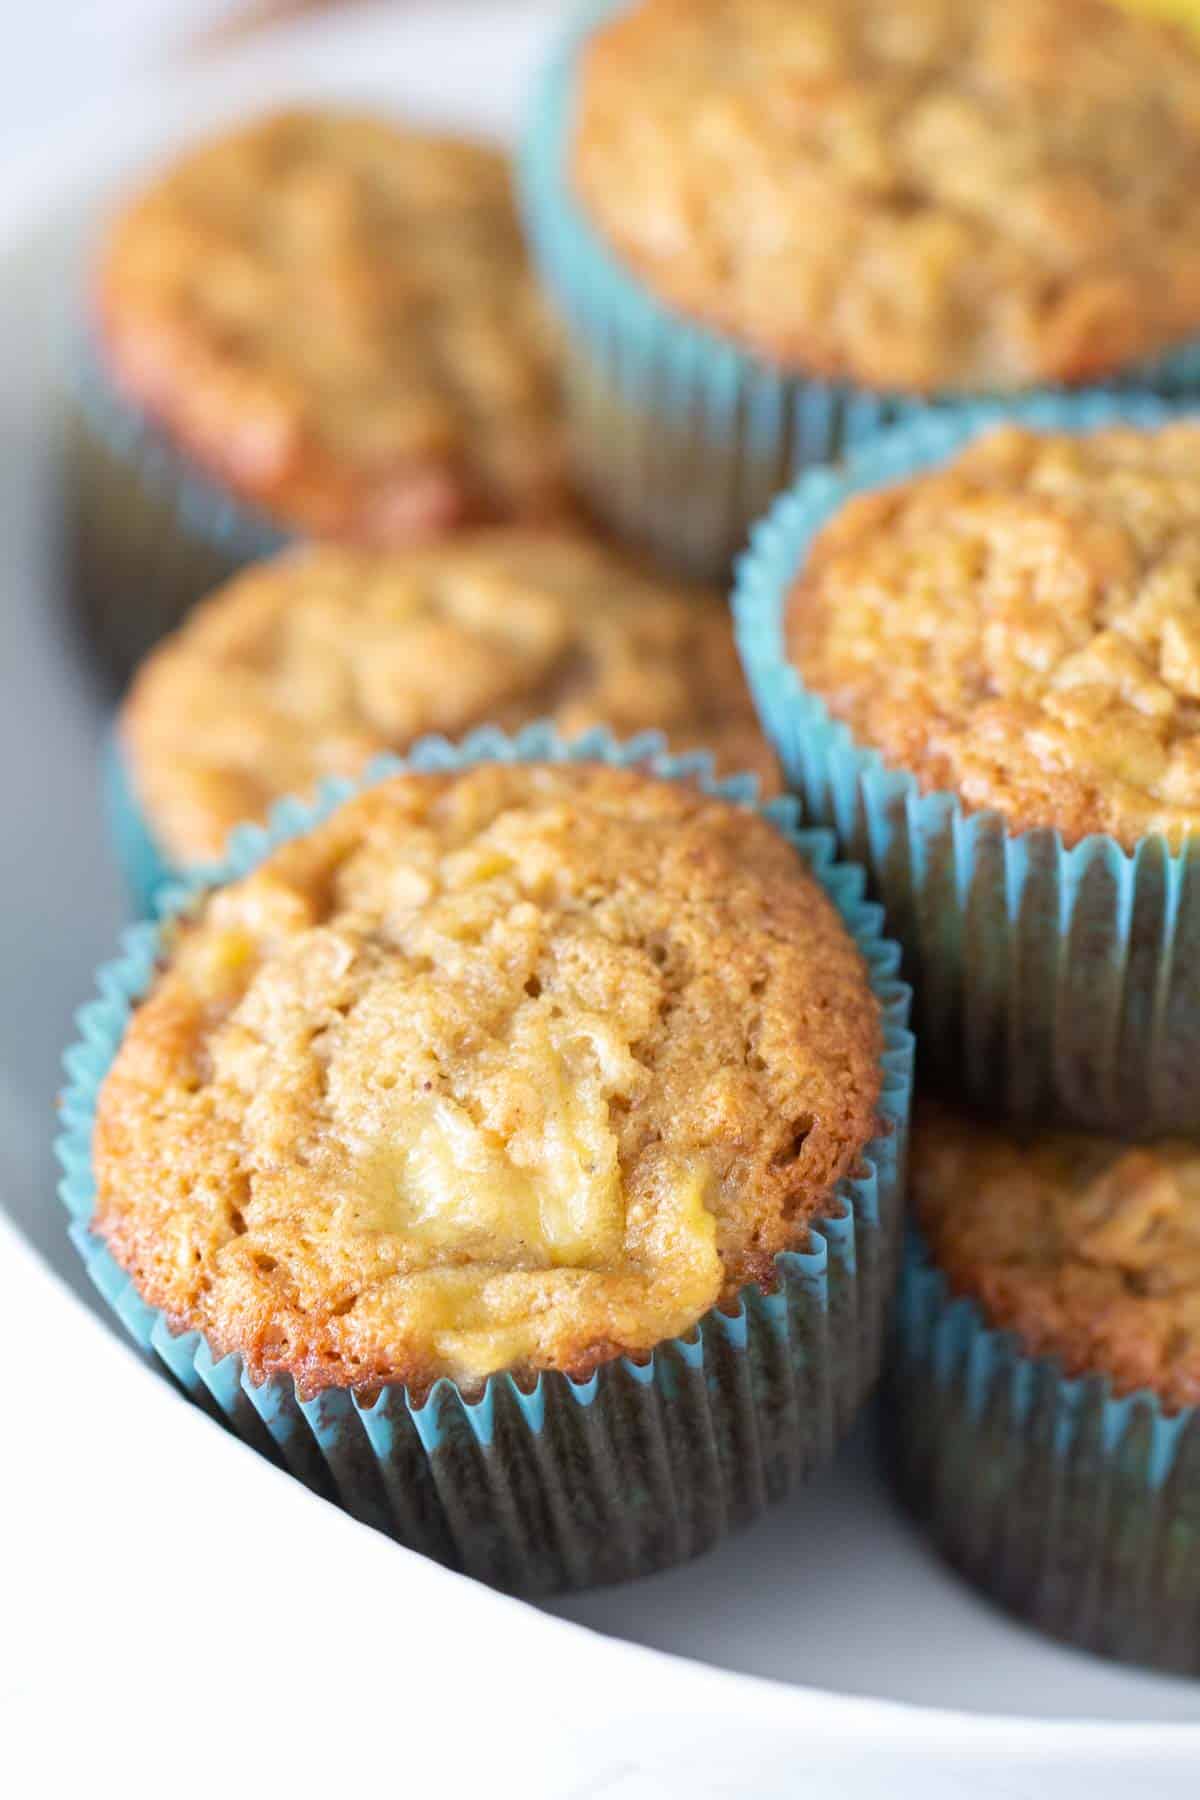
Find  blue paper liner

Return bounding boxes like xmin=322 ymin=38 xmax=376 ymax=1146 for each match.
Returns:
xmin=734 ymin=390 xmax=1200 ymax=1134
xmin=62 ymin=337 xmax=285 ymax=688
xmin=890 ymin=1229 xmax=1200 ymax=1676
xmin=60 ymin=723 xmax=914 ymax=1596
xmin=517 ymin=1 xmax=1200 ymax=582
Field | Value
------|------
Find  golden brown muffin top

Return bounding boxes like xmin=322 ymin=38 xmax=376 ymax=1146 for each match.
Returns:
xmin=121 ymin=532 xmax=778 ymax=865
xmin=788 ymin=422 xmax=1200 ymax=849
xmin=914 ymin=1099 xmax=1200 ymax=1411
xmin=96 ymin=108 xmax=569 ymax=538
xmin=93 ymin=763 xmax=881 ymax=1396
xmin=573 ymin=0 xmax=1200 ymax=392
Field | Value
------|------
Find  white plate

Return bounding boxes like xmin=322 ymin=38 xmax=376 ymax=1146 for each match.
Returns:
xmin=3 ymin=5 xmax=1199 ymax=1793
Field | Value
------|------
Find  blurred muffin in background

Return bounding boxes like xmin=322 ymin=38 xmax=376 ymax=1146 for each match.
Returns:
xmin=112 ymin=528 xmax=778 ymax=908
xmin=67 ymin=107 xmax=571 ymax=683
xmin=523 ymin=0 xmax=1200 ymax=576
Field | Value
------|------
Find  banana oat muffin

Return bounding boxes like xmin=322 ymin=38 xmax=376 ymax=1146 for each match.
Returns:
xmin=913 ymin=1099 xmax=1200 ymax=1409
xmin=119 ymin=531 xmax=777 ymax=870
xmin=95 ymin=108 xmax=568 ymax=538
xmin=92 ymin=762 xmax=882 ymax=1396
xmin=893 ymin=1099 xmax=1200 ymax=1673
xmin=574 ymin=0 xmax=1200 ymax=393
xmin=787 ymin=420 xmax=1200 ymax=849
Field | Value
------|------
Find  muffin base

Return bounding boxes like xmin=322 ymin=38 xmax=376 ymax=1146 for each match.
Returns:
xmin=61 ymin=340 xmax=284 ymax=690
xmin=519 ymin=1 xmax=1200 ymax=582
xmin=61 ymin=724 xmax=913 ymax=1596
xmin=104 ymin=732 xmax=178 ymax=918
xmin=556 ymin=321 xmax=907 ymax=581
xmin=889 ymin=1233 xmax=1200 ymax=1677
xmin=735 ymin=393 xmax=1200 ymax=1135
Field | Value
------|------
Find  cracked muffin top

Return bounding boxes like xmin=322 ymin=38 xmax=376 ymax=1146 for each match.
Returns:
xmin=573 ymin=0 xmax=1200 ymax=392
xmin=120 ymin=531 xmax=778 ymax=866
xmin=95 ymin=108 xmax=570 ymax=538
xmin=914 ymin=1099 xmax=1200 ymax=1411
xmin=92 ymin=763 xmax=882 ymax=1396
xmin=787 ymin=421 xmax=1200 ymax=848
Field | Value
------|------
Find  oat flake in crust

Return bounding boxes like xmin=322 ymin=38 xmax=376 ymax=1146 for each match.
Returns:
xmin=92 ymin=764 xmax=881 ymax=1396
xmin=96 ymin=109 xmax=569 ymax=538
xmin=121 ymin=532 xmax=778 ymax=866
xmin=788 ymin=422 xmax=1200 ymax=850
xmin=915 ymin=1100 xmax=1200 ymax=1412
xmin=573 ymin=0 xmax=1200 ymax=392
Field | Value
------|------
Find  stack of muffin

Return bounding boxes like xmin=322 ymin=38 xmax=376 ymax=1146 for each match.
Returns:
xmin=65 ymin=80 xmax=909 ymax=1600
xmin=58 ymin=0 xmax=1200 ymax=1664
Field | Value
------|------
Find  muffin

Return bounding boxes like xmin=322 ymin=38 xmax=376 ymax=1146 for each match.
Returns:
xmin=520 ymin=0 xmax=1200 ymax=577
xmin=68 ymin=107 xmax=570 ymax=683
xmin=892 ymin=1100 xmax=1200 ymax=1676
xmin=63 ymin=735 xmax=912 ymax=1594
xmin=111 ymin=529 xmax=778 ymax=911
xmin=736 ymin=396 xmax=1200 ymax=1132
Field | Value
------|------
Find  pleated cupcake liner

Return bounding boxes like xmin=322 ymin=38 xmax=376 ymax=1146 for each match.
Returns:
xmin=60 ymin=337 xmax=285 ymax=690
xmin=60 ymin=722 xmax=914 ymax=1597
xmin=889 ymin=1230 xmax=1200 ymax=1677
xmin=734 ymin=390 xmax=1200 ymax=1135
xmin=517 ymin=0 xmax=1200 ymax=583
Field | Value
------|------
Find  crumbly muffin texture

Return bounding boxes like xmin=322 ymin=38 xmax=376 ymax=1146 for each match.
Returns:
xmin=574 ymin=0 xmax=1200 ymax=392
xmin=788 ymin=422 xmax=1200 ymax=848
xmin=121 ymin=533 xmax=778 ymax=865
xmin=93 ymin=764 xmax=881 ymax=1395
xmin=914 ymin=1100 xmax=1200 ymax=1411
xmin=96 ymin=109 xmax=568 ymax=537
